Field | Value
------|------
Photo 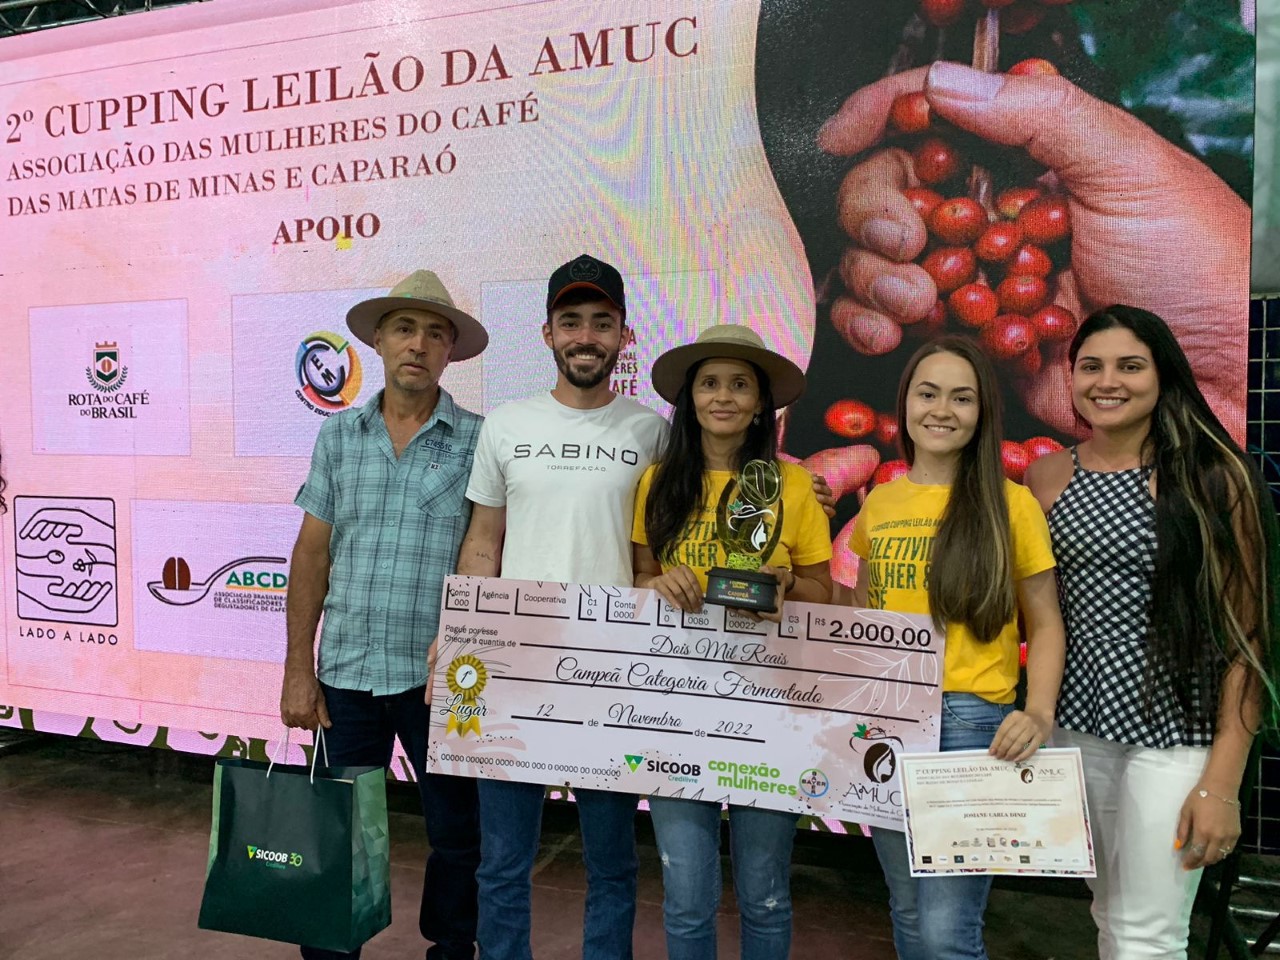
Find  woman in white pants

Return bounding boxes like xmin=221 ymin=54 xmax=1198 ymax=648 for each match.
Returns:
xmin=1025 ymin=305 xmax=1279 ymax=959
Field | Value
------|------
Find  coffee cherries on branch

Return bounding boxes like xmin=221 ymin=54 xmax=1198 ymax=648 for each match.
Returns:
xmin=883 ymin=58 xmax=1075 ymax=377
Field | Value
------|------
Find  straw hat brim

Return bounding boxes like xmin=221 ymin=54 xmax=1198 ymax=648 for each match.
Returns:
xmin=651 ymin=341 xmax=806 ymax=407
xmin=346 ymin=296 xmax=489 ymax=361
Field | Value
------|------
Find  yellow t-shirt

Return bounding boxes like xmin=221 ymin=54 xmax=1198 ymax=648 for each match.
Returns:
xmin=632 ymin=460 xmax=833 ymax=589
xmin=849 ymin=476 xmax=1054 ymax=704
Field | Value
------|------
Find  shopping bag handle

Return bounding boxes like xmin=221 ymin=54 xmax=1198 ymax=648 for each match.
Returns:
xmin=266 ymin=728 xmax=290 ymax=779
xmin=310 ymin=726 xmax=329 ymax=782
xmin=266 ymin=727 xmax=329 ymax=783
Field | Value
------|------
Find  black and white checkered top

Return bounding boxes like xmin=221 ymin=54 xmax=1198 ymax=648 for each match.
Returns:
xmin=1050 ymin=447 xmax=1213 ymax=748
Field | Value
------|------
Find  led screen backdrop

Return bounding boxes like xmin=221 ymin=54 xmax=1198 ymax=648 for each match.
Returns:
xmin=0 ymin=0 xmax=1254 ymax=773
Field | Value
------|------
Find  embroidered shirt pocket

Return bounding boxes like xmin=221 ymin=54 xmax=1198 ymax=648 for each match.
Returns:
xmin=416 ymin=459 xmax=469 ymax=518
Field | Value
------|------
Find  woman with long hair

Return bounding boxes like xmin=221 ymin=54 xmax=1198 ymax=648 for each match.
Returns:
xmin=851 ymin=335 xmax=1066 ymax=959
xmin=1025 ymin=304 xmax=1280 ymax=958
xmin=632 ymin=324 xmax=833 ymax=960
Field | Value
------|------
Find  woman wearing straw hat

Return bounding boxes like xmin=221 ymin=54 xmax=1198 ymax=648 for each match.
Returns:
xmin=631 ymin=324 xmax=833 ymax=960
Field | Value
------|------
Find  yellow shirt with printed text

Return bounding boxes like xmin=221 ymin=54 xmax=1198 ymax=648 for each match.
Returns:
xmin=849 ymin=477 xmax=1054 ymax=704
xmin=632 ymin=461 xmax=833 ymax=589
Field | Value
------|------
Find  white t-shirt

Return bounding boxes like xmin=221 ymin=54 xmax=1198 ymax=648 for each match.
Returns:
xmin=466 ymin=392 xmax=668 ymax=586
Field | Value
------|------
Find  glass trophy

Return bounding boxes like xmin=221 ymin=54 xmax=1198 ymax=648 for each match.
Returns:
xmin=704 ymin=459 xmax=784 ymax=613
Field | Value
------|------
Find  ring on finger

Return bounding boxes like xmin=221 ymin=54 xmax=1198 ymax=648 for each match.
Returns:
xmin=1190 ymin=843 xmax=1207 ymax=855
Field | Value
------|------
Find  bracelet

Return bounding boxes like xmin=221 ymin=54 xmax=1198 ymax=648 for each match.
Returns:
xmin=1197 ymin=788 xmax=1242 ymax=808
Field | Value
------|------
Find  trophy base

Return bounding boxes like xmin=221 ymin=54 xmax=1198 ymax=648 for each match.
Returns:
xmin=704 ymin=567 xmax=778 ymax=614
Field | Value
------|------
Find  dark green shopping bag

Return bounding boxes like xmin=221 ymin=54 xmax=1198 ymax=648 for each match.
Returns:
xmin=197 ymin=753 xmax=391 ymax=952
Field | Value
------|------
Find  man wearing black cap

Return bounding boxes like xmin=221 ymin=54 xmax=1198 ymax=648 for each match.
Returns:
xmin=281 ymin=270 xmax=486 ymax=960
xmin=455 ymin=254 xmax=667 ymax=960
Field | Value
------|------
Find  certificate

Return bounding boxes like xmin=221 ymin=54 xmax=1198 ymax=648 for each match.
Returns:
xmin=900 ymin=748 xmax=1095 ymax=877
xmin=426 ymin=576 xmax=942 ymax=829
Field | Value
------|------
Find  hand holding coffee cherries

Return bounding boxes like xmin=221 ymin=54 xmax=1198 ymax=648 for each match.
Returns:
xmin=817 ymin=61 xmax=1248 ymax=435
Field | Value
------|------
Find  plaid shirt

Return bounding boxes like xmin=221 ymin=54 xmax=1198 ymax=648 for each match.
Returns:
xmin=295 ymin=389 xmax=482 ymax=695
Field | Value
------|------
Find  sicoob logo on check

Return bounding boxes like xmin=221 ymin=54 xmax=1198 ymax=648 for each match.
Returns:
xmin=623 ymin=754 xmax=701 ymax=779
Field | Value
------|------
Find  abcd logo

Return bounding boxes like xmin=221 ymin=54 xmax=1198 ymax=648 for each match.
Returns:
xmin=295 ymin=331 xmax=362 ymax=414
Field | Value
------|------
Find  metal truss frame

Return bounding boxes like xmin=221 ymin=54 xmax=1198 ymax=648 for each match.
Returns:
xmin=0 ymin=0 xmax=205 ymax=38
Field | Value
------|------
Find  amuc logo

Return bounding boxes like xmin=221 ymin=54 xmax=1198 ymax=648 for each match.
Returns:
xmin=864 ymin=742 xmax=897 ymax=784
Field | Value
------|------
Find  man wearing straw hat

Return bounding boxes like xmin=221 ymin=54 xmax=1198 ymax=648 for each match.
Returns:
xmin=280 ymin=270 xmax=487 ymax=960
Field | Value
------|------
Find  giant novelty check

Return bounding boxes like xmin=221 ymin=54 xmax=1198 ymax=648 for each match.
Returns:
xmin=426 ymin=576 xmax=942 ymax=828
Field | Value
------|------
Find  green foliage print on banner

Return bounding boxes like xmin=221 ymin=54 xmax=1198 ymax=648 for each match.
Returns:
xmin=1071 ymin=0 xmax=1255 ymax=199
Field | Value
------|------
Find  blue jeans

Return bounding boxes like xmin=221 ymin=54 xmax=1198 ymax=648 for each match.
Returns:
xmin=300 ymin=684 xmax=480 ymax=960
xmin=476 ymin=779 xmax=638 ymax=960
xmin=648 ymin=797 xmax=798 ymax=960
xmin=871 ymin=693 xmax=1014 ymax=960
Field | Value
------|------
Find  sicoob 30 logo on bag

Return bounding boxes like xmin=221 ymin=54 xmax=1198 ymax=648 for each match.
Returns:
xmin=246 ymin=844 xmax=303 ymax=869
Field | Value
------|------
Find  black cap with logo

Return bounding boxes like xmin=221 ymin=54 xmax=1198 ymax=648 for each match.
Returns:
xmin=546 ymin=254 xmax=626 ymax=316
